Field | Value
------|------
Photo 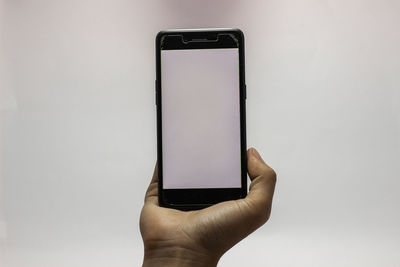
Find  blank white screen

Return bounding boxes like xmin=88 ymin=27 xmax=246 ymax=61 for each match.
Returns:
xmin=161 ymin=48 xmax=242 ymax=189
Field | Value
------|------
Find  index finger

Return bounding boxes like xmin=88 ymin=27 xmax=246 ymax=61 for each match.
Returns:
xmin=144 ymin=162 xmax=159 ymax=205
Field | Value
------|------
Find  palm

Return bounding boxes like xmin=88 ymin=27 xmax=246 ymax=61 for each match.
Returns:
xmin=140 ymin=149 xmax=276 ymax=261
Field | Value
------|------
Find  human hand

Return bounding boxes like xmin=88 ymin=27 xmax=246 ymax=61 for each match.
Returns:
xmin=140 ymin=148 xmax=277 ymax=267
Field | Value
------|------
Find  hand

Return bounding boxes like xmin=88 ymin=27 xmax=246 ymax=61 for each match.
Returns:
xmin=140 ymin=148 xmax=277 ymax=267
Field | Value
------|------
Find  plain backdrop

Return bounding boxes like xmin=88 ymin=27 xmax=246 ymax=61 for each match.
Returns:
xmin=1 ymin=0 xmax=399 ymax=266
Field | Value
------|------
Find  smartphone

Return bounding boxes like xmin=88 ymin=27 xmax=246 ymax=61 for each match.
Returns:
xmin=155 ymin=28 xmax=247 ymax=210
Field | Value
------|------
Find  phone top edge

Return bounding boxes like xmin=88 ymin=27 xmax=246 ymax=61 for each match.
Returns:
xmin=156 ymin=28 xmax=244 ymax=44
xmin=156 ymin=28 xmax=244 ymax=50
xmin=159 ymin=28 xmax=241 ymax=32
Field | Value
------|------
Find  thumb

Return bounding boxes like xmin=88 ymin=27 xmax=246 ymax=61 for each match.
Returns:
xmin=247 ymin=147 xmax=275 ymax=181
xmin=244 ymin=148 xmax=277 ymax=223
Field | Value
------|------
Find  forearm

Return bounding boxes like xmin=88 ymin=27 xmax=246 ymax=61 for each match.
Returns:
xmin=142 ymin=246 xmax=219 ymax=267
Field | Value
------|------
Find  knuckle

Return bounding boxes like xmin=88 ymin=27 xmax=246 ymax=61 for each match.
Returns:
xmin=247 ymin=197 xmax=272 ymax=225
xmin=269 ymin=169 xmax=277 ymax=183
xmin=263 ymin=168 xmax=277 ymax=184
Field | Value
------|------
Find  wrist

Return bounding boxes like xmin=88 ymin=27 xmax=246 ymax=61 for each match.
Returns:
xmin=143 ymin=245 xmax=219 ymax=267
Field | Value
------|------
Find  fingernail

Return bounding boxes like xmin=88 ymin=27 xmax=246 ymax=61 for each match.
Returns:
xmin=251 ymin=148 xmax=263 ymax=161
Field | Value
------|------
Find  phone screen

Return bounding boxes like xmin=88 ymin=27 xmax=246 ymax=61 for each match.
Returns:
xmin=161 ymin=48 xmax=242 ymax=189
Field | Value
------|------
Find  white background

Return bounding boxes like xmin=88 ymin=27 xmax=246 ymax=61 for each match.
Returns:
xmin=1 ymin=0 xmax=399 ymax=266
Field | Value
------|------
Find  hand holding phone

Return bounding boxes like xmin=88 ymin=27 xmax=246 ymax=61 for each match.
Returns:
xmin=140 ymin=148 xmax=277 ymax=267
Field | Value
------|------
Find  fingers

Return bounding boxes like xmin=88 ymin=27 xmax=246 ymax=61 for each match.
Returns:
xmin=243 ymin=148 xmax=277 ymax=224
xmin=144 ymin=162 xmax=159 ymax=205
xmin=150 ymin=162 xmax=158 ymax=184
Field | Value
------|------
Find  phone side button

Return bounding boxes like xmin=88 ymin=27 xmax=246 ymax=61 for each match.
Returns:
xmin=155 ymin=80 xmax=157 ymax=105
xmin=244 ymin=84 xmax=247 ymax=99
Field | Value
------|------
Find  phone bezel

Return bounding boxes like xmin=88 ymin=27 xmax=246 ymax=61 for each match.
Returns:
xmin=155 ymin=28 xmax=247 ymax=210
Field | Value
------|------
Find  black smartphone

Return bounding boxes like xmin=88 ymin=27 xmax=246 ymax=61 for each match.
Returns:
xmin=155 ymin=28 xmax=247 ymax=210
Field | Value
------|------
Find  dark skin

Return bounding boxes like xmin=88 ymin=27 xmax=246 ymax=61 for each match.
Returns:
xmin=140 ymin=148 xmax=277 ymax=266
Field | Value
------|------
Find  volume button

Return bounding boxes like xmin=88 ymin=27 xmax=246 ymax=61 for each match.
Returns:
xmin=244 ymin=84 xmax=247 ymax=99
xmin=155 ymin=80 xmax=157 ymax=105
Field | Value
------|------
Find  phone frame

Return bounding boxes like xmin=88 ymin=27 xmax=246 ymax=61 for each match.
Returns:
xmin=155 ymin=28 xmax=247 ymax=210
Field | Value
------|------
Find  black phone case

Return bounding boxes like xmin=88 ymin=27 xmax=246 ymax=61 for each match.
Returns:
xmin=155 ymin=28 xmax=247 ymax=210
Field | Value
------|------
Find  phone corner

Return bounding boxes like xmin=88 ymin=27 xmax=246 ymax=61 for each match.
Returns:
xmin=241 ymin=188 xmax=248 ymax=199
xmin=157 ymin=193 xmax=165 ymax=207
xmin=155 ymin=30 xmax=168 ymax=46
xmin=231 ymin=28 xmax=244 ymax=41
